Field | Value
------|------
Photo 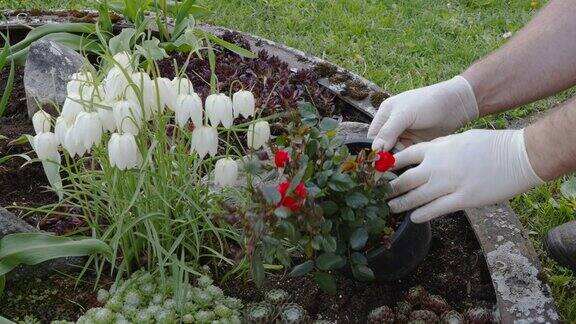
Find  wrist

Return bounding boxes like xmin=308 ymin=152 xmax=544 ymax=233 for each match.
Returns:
xmin=521 ymin=127 xmax=550 ymax=182
xmin=461 ymin=65 xmax=501 ymax=117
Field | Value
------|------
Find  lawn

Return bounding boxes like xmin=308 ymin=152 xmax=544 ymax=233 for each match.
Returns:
xmin=2 ymin=0 xmax=575 ymax=320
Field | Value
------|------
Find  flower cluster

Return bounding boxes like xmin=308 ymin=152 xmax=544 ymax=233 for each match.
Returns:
xmin=71 ymin=270 xmax=243 ymax=324
xmin=31 ymin=52 xmax=271 ymax=186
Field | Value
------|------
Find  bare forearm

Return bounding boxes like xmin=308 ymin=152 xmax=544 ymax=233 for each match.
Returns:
xmin=525 ymin=97 xmax=576 ymax=181
xmin=462 ymin=0 xmax=576 ymax=116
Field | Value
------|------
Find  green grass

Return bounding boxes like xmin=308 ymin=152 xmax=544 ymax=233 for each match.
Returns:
xmin=1 ymin=0 xmax=575 ymax=320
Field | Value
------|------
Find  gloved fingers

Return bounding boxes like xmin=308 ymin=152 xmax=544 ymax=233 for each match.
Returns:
xmin=391 ymin=142 xmax=427 ymax=170
xmin=409 ymin=194 xmax=460 ymax=223
xmin=388 ymin=182 xmax=449 ymax=214
xmin=372 ymin=113 xmax=409 ymax=151
xmin=367 ymin=99 xmax=393 ymax=139
xmin=389 ymin=167 xmax=428 ymax=198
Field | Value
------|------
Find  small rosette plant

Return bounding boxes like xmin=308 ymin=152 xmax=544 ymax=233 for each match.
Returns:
xmin=236 ymin=103 xmax=396 ymax=294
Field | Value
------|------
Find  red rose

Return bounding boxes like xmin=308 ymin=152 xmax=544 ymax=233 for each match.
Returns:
xmin=277 ymin=181 xmax=290 ymax=197
xmin=282 ymin=196 xmax=300 ymax=211
xmin=294 ymin=183 xmax=307 ymax=199
xmin=274 ymin=150 xmax=290 ymax=168
xmin=374 ymin=150 xmax=395 ymax=172
xmin=276 ymin=181 xmax=306 ymax=211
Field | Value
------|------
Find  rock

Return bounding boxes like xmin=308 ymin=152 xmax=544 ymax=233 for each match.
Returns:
xmin=336 ymin=121 xmax=369 ymax=142
xmin=0 ymin=207 xmax=35 ymax=238
xmin=24 ymin=39 xmax=86 ymax=118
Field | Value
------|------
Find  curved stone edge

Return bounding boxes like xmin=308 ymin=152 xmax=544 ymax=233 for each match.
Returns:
xmin=0 ymin=11 xmax=559 ymax=322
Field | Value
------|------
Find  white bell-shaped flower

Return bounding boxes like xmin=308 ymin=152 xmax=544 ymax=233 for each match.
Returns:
xmin=97 ymin=102 xmax=116 ymax=133
xmin=104 ymin=67 xmax=130 ymax=102
xmin=61 ymin=97 xmax=85 ymax=122
xmin=126 ymin=72 xmax=156 ymax=120
xmin=232 ymin=90 xmax=255 ymax=118
xmin=73 ymin=111 xmax=103 ymax=151
xmin=32 ymin=132 xmax=60 ymax=163
xmin=54 ymin=116 xmax=73 ymax=145
xmin=247 ymin=120 xmax=270 ymax=149
xmin=79 ymin=84 xmax=104 ymax=102
xmin=174 ymin=93 xmax=203 ymax=127
xmin=113 ymin=100 xmax=142 ymax=135
xmin=32 ymin=110 xmax=52 ymax=134
xmin=153 ymin=77 xmax=175 ymax=112
xmin=112 ymin=52 xmax=134 ymax=72
xmin=108 ymin=133 xmax=142 ymax=170
xmin=63 ymin=125 xmax=87 ymax=157
xmin=171 ymin=77 xmax=194 ymax=95
xmin=191 ymin=125 xmax=218 ymax=159
xmin=206 ymin=93 xmax=234 ymax=128
xmin=214 ymin=158 xmax=238 ymax=187
xmin=67 ymin=72 xmax=93 ymax=97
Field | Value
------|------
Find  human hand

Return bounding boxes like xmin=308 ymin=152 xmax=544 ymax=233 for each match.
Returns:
xmin=387 ymin=129 xmax=544 ymax=223
xmin=367 ymin=76 xmax=479 ymax=151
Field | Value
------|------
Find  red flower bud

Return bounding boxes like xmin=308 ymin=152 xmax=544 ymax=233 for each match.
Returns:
xmin=276 ymin=180 xmax=306 ymax=211
xmin=374 ymin=150 xmax=395 ymax=173
xmin=277 ymin=181 xmax=290 ymax=197
xmin=294 ymin=182 xmax=307 ymax=199
xmin=282 ymin=196 xmax=300 ymax=211
xmin=274 ymin=150 xmax=290 ymax=168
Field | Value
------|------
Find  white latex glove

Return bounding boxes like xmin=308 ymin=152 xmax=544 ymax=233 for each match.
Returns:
xmin=388 ymin=129 xmax=544 ymax=223
xmin=367 ymin=76 xmax=479 ymax=151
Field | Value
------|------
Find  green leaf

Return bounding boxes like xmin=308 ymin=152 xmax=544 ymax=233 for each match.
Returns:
xmin=342 ymin=208 xmax=355 ymax=221
xmin=351 ymin=264 xmax=375 ymax=281
xmin=350 ymin=227 xmax=368 ymax=250
xmin=250 ymin=252 xmax=265 ymax=288
xmin=289 ymin=260 xmax=314 ymax=277
xmin=0 ymin=274 xmax=4 ymax=295
xmin=346 ymin=192 xmax=369 ymax=208
xmin=316 ymin=252 xmax=345 ymax=271
xmin=7 ymin=134 xmax=28 ymax=146
xmin=175 ymin=0 xmax=197 ymax=27
xmin=274 ymin=207 xmax=291 ymax=219
xmin=319 ymin=117 xmax=338 ymax=132
xmin=0 ymin=153 xmax=31 ymax=166
xmin=321 ymin=236 xmax=337 ymax=253
xmin=351 ymin=252 xmax=368 ymax=265
xmin=0 ymin=56 xmax=14 ymax=117
xmin=98 ymin=1 xmax=114 ymax=34
xmin=262 ymin=185 xmax=281 ymax=205
xmin=0 ymin=233 xmax=111 ymax=276
xmin=328 ymin=172 xmax=355 ymax=192
xmin=320 ymin=201 xmax=339 ymax=216
xmin=314 ymin=271 xmax=337 ymax=295
xmin=197 ymin=31 xmax=257 ymax=58
xmin=0 ymin=314 xmax=15 ymax=324
xmin=560 ymin=176 xmax=576 ymax=200
xmin=136 ymin=37 xmax=168 ymax=61
xmin=10 ymin=23 xmax=95 ymax=54
xmin=109 ymin=28 xmax=137 ymax=55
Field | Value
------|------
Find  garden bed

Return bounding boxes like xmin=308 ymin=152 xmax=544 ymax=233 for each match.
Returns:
xmin=0 ymin=9 xmax=559 ymax=323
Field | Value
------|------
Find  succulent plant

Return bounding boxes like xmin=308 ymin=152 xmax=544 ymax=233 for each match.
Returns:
xmin=197 ymin=275 xmax=214 ymax=288
xmin=245 ymin=302 xmax=277 ymax=324
xmin=423 ymin=294 xmax=451 ymax=316
xmin=279 ymin=303 xmax=310 ymax=324
xmin=404 ymin=286 xmax=429 ymax=306
xmin=265 ymin=288 xmax=291 ymax=305
xmin=463 ymin=307 xmax=493 ymax=324
xmin=214 ymin=304 xmax=234 ymax=318
xmin=409 ymin=310 xmax=439 ymax=324
xmin=195 ymin=310 xmax=217 ymax=323
xmin=224 ymin=296 xmax=244 ymax=310
xmin=312 ymin=320 xmax=335 ymax=324
xmin=396 ymin=300 xmax=413 ymax=316
xmin=367 ymin=305 xmax=395 ymax=324
xmin=407 ymin=320 xmax=426 ymax=324
xmin=96 ymin=288 xmax=110 ymax=303
xmin=441 ymin=310 xmax=464 ymax=324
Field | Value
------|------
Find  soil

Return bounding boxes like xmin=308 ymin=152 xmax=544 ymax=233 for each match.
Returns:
xmin=0 ymin=14 xmax=496 ymax=323
xmin=224 ymin=213 xmax=496 ymax=323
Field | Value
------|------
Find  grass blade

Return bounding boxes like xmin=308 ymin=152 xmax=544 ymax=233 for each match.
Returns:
xmin=197 ymin=30 xmax=257 ymax=59
xmin=10 ymin=23 xmax=95 ymax=53
xmin=0 ymin=56 xmax=14 ymax=117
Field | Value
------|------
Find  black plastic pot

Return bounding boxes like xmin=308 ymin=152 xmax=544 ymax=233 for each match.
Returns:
xmin=344 ymin=139 xmax=432 ymax=281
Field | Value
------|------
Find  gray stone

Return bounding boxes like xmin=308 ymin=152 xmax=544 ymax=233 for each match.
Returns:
xmin=0 ymin=207 xmax=35 ymax=237
xmin=336 ymin=121 xmax=369 ymax=141
xmin=24 ymin=39 xmax=86 ymax=118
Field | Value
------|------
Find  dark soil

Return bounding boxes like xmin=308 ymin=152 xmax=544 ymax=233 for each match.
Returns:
xmin=223 ymin=213 xmax=496 ymax=323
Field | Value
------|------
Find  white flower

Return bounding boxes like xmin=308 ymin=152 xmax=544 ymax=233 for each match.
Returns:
xmin=191 ymin=125 xmax=218 ymax=159
xmin=155 ymin=77 xmax=176 ymax=111
xmin=205 ymin=93 xmax=234 ymax=128
xmin=112 ymin=51 xmax=134 ymax=72
xmin=214 ymin=158 xmax=238 ymax=187
xmin=247 ymin=120 xmax=270 ymax=149
xmin=104 ymin=67 xmax=130 ymax=102
xmin=32 ymin=110 xmax=52 ymax=134
xmin=73 ymin=111 xmax=103 ymax=151
xmin=54 ymin=116 xmax=73 ymax=145
xmin=32 ymin=132 xmax=60 ymax=163
xmin=113 ymin=100 xmax=142 ymax=135
xmin=60 ymin=97 xmax=85 ymax=122
xmin=67 ymin=72 xmax=93 ymax=97
xmin=97 ymin=102 xmax=116 ymax=132
xmin=232 ymin=90 xmax=255 ymax=118
xmin=79 ymin=84 xmax=104 ymax=102
xmin=171 ymin=77 xmax=194 ymax=95
xmin=108 ymin=133 xmax=142 ymax=170
xmin=126 ymin=72 xmax=156 ymax=120
xmin=174 ymin=94 xmax=203 ymax=127
xmin=63 ymin=125 xmax=87 ymax=157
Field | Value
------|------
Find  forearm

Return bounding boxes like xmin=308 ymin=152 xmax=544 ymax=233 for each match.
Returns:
xmin=525 ymin=97 xmax=576 ymax=181
xmin=462 ymin=0 xmax=576 ymax=116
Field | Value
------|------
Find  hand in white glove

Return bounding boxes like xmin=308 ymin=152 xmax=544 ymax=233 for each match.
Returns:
xmin=388 ymin=129 xmax=544 ymax=223
xmin=367 ymin=76 xmax=479 ymax=151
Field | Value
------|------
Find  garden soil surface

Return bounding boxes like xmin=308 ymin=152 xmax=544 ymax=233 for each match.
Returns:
xmin=0 ymin=26 xmax=495 ymax=322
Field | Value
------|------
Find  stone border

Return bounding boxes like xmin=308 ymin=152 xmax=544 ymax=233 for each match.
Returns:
xmin=0 ymin=10 xmax=559 ymax=323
